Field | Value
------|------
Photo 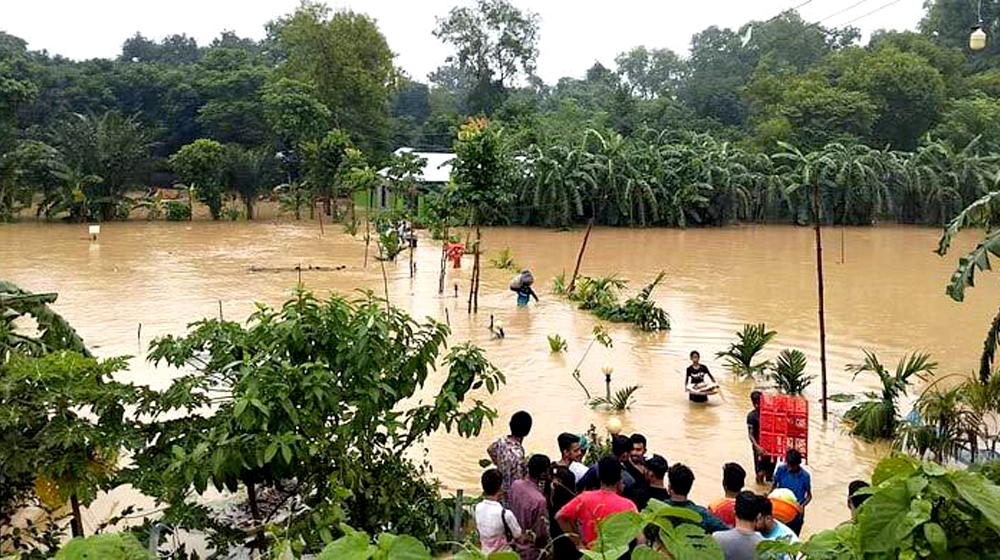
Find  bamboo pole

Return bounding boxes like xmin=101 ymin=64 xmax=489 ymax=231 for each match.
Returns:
xmin=568 ymin=219 xmax=595 ymax=293
xmin=813 ymin=181 xmax=829 ymax=421
xmin=317 ymin=201 xmax=324 ymax=236
xmin=438 ymin=227 xmax=448 ymax=295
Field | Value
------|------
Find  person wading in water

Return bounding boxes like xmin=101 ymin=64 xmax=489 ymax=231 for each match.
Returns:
xmin=685 ymin=350 xmax=717 ymax=402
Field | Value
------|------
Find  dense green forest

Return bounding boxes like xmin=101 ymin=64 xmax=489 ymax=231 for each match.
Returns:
xmin=3 ymin=0 xmax=1000 ymax=227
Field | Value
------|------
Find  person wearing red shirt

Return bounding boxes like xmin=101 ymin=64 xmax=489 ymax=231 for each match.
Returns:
xmin=709 ymin=462 xmax=747 ymax=528
xmin=555 ymin=456 xmax=639 ymax=549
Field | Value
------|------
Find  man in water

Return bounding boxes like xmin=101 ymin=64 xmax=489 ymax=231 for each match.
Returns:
xmin=514 ymin=283 xmax=539 ymax=307
xmin=686 ymin=350 xmax=716 ymax=402
xmin=747 ymin=390 xmax=775 ymax=484
xmin=772 ymin=449 xmax=811 ymax=534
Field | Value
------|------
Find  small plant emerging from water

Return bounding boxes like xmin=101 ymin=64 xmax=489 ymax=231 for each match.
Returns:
xmin=490 ymin=248 xmax=519 ymax=272
xmin=770 ymin=349 xmax=814 ymax=395
xmin=548 ymin=334 xmax=568 ymax=353
xmin=844 ymin=350 xmax=937 ymax=440
xmin=570 ymin=325 xmax=613 ymax=400
xmin=590 ymin=384 xmax=640 ymax=411
xmin=553 ymin=271 xmax=671 ymax=332
xmin=716 ymin=323 xmax=777 ymax=377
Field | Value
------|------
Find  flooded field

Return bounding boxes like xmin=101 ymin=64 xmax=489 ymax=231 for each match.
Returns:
xmin=2 ymin=220 xmax=996 ymax=535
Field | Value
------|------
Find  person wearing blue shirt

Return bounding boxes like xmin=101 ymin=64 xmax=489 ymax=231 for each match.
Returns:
xmin=772 ymin=449 xmax=811 ymax=534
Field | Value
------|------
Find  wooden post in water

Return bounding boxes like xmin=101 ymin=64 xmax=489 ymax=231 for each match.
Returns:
xmin=218 ymin=300 xmax=223 ymax=321
xmin=813 ymin=180 xmax=829 ymax=421
xmin=451 ymin=489 xmax=464 ymax=551
xmin=317 ymin=201 xmax=325 ymax=236
xmin=568 ymin=219 xmax=595 ymax=293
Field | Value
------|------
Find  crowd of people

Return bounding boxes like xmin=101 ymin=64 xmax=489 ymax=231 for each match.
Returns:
xmin=476 ymin=394 xmax=872 ymax=559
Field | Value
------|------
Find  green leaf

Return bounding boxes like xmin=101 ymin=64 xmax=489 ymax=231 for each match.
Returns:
xmin=923 ymin=522 xmax=947 ymax=556
xmin=857 ymin=478 xmax=930 ymax=552
xmin=318 ymin=531 xmax=374 ymax=560
xmin=596 ymin=511 xmax=645 ymax=551
xmin=921 ymin=461 xmax=947 ymax=477
xmin=949 ymin=470 xmax=1000 ymax=535
xmin=234 ymin=398 xmax=248 ymax=418
xmin=629 ymin=545 xmax=661 ymax=560
xmin=55 ymin=533 xmax=153 ymax=560
xmin=873 ymin=455 xmax=919 ymax=485
xmin=646 ymin=499 xmax=703 ymax=523
xmin=383 ymin=534 xmax=430 ymax=560
xmin=486 ymin=553 xmax=519 ymax=560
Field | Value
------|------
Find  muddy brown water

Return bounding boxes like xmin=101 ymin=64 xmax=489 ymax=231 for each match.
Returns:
xmin=2 ymin=220 xmax=997 ymax=538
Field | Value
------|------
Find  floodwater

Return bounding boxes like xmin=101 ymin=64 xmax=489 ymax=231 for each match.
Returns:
xmin=2 ymin=220 xmax=997 ymax=537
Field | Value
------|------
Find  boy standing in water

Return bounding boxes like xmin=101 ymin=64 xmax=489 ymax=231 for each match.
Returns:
xmin=685 ymin=350 xmax=716 ymax=402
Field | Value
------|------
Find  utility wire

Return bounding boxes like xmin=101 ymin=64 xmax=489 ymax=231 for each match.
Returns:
xmin=815 ymin=0 xmax=878 ymax=26
xmin=837 ymin=0 xmax=908 ymax=28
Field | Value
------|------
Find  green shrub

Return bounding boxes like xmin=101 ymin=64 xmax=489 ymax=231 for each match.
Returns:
xmin=165 ymin=201 xmax=191 ymax=221
xmin=547 ymin=334 xmax=568 ymax=353
xmin=716 ymin=323 xmax=777 ymax=377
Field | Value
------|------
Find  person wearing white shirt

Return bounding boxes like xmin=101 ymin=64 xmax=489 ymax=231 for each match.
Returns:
xmin=475 ymin=469 xmax=522 ymax=553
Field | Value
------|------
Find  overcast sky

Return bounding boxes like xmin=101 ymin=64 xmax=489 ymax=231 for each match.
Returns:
xmin=2 ymin=0 xmax=925 ymax=83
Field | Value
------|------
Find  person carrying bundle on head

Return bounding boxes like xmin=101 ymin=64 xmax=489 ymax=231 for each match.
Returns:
xmin=509 ymin=269 xmax=539 ymax=307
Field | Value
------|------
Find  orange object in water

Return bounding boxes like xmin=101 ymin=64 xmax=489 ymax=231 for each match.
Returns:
xmin=446 ymin=243 xmax=465 ymax=268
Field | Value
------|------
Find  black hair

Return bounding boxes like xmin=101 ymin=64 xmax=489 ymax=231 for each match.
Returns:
xmin=482 ymin=468 xmax=503 ymax=495
xmin=612 ymin=435 xmax=632 ymax=458
xmin=690 ymin=350 xmax=700 ymax=358
xmin=723 ymin=462 xmax=746 ymax=493
xmin=557 ymin=432 xmax=580 ymax=453
xmin=630 ymin=433 xmax=647 ymax=448
xmin=751 ymin=390 xmax=762 ymax=405
xmin=527 ymin=454 xmax=551 ymax=480
xmin=734 ymin=491 xmax=760 ymax=522
xmin=786 ymin=448 xmax=802 ymax=466
xmin=848 ymin=480 xmax=870 ymax=509
xmin=510 ymin=411 xmax=533 ymax=438
xmin=646 ymin=454 xmax=669 ymax=479
xmin=756 ymin=494 xmax=773 ymax=517
xmin=598 ymin=456 xmax=622 ymax=486
xmin=548 ymin=466 xmax=577 ymax=514
xmin=668 ymin=463 xmax=695 ymax=496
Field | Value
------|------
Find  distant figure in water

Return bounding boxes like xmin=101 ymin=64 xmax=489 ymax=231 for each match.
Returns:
xmin=510 ymin=270 xmax=539 ymax=307
xmin=685 ymin=350 xmax=717 ymax=403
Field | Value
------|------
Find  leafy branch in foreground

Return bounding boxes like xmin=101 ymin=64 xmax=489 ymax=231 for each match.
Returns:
xmin=129 ymin=288 xmax=505 ymax=554
xmin=759 ymin=455 xmax=1000 ymax=559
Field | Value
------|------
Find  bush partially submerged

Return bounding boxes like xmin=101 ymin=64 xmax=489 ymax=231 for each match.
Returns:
xmin=554 ymin=271 xmax=671 ymax=331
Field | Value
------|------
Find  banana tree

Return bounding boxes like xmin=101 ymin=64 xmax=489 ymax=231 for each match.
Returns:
xmin=936 ymin=188 xmax=1000 ymax=382
xmin=845 ymin=350 xmax=937 ymax=440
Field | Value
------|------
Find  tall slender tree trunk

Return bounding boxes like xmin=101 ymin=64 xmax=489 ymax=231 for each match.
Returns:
xmin=813 ymin=181 xmax=829 ymax=421
xmin=569 ymin=219 xmax=595 ymax=293
xmin=438 ymin=227 xmax=448 ymax=295
xmin=323 ymin=187 xmax=331 ymax=216
xmin=245 ymin=478 xmax=265 ymax=551
xmin=245 ymin=195 xmax=254 ymax=221
xmin=69 ymin=493 xmax=84 ymax=538
xmin=468 ymin=227 xmax=481 ymax=313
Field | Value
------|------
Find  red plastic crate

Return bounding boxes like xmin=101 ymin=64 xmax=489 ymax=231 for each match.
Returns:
xmin=759 ymin=393 xmax=809 ymax=462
